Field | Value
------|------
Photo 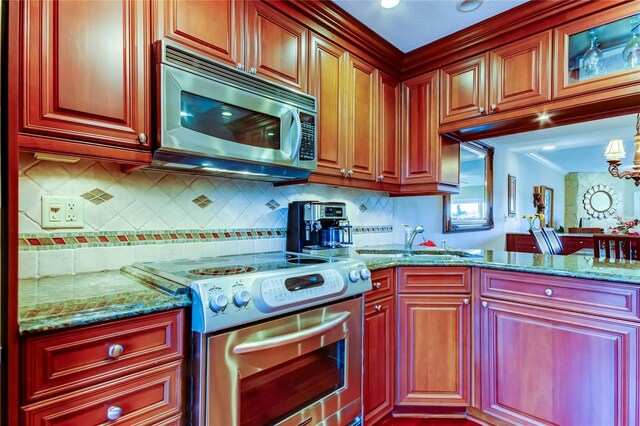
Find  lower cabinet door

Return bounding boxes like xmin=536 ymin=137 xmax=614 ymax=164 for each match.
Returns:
xmin=480 ymin=299 xmax=639 ymax=426
xmin=364 ymin=296 xmax=395 ymax=424
xmin=397 ymin=295 xmax=470 ymax=406
xmin=21 ymin=361 xmax=182 ymax=425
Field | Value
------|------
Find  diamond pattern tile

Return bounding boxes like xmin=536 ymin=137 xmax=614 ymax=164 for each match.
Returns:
xmin=82 ymin=188 xmax=114 ymax=205
xmin=192 ymin=195 xmax=213 ymax=209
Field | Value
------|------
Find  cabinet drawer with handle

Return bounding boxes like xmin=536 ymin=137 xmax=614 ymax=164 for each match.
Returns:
xmin=22 ymin=309 xmax=184 ymax=403
xmin=479 ymin=269 xmax=640 ymax=321
xmin=398 ymin=267 xmax=471 ymax=294
xmin=22 ymin=361 xmax=183 ymax=425
xmin=365 ymin=268 xmax=395 ymax=302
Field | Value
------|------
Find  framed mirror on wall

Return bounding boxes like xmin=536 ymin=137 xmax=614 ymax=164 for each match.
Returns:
xmin=541 ymin=186 xmax=554 ymax=227
xmin=443 ymin=141 xmax=494 ymax=233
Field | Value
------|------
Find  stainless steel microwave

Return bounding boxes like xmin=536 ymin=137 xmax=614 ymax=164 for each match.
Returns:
xmin=150 ymin=40 xmax=317 ymax=181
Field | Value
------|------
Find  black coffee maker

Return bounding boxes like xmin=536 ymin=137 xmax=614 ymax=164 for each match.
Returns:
xmin=287 ymin=201 xmax=353 ymax=256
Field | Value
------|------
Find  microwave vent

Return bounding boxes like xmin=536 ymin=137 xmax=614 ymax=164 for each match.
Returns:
xmin=163 ymin=43 xmax=316 ymax=112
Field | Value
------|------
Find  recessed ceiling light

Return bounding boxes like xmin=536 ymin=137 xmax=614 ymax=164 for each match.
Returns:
xmin=542 ymin=145 xmax=556 ymax=151
xmin=456 ymin=0 xmax=483 ymax=13
xmin=380 ymin=0 xmax=400 ymax=9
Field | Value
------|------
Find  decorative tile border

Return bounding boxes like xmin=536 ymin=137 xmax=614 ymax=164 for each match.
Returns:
xmin=19 ymin=225 xmax=393 ymax=251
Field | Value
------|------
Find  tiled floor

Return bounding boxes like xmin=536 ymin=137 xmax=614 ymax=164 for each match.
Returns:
xmin=375 ymin=417 xmax=480 ymax=426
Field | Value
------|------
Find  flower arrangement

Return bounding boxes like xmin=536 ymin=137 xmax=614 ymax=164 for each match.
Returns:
xmin=522 ymin=213 xmax=545 ymax=230
xmin=609 ymin=217 xmax=640 ymax=235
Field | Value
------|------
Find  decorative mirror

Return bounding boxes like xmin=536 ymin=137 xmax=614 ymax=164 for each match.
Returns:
xmin=582 ymin=184 xmax=619 ymax=219
xmin=444 ymin=141 xmax=494 ymax=233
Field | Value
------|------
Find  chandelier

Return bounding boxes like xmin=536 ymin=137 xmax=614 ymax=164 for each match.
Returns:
xmin=604 ymin=113 xmax=640 ymax=187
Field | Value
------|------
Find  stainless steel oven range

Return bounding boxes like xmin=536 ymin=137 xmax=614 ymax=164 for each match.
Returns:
xmin=133 ymin=252 xmax=371 ymax=426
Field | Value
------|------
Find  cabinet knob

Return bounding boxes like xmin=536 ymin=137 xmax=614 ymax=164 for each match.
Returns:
xmin=107 ymin=406 xmax=123 ymax=421
xmin=340 ymin=168 xmax=347 ymax=176
xmin=463 ymin=298 xmax=470 ymax=305
xmin=108 ymin=344 xmax=124 ymax=359
xmin=544 ymin=288 xmax=554 ymax=297
xmin=373 ymin=282 xmax=381 ymax=289
xmin=249 ymin=67 xmax=257 ymax=74
xmin=138 ymin=133 xmax=148 ymax=145
xmin=490 ymin=103 xmax=497 ymax=111
xmin=377 ymin=175 xmax=384 ymax=181
xmin=481 ymin=301 xmax=488 ymax=308
xmin=478 ymin=106 xmax=485 ymax=114
xmin=374 ymin=305 xmax=382 ymax=311
xmin=347 ymin=169 xmax=354 ymax=176
xmin=236 ymin=63 xmax=244 ymax=70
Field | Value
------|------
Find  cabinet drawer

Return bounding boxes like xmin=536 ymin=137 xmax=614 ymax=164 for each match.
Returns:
xmin=23 ymin=309 xmax=184 ymax=403
xmin=480 ymin=269 xmax=640 ymax=321
xmin=398 ymin=267 xmax=471 ymax=294
xmin=22 ymin=361 xmax=183 ymax=426
xmin=365 ymin=268 xmax=395 ymax=302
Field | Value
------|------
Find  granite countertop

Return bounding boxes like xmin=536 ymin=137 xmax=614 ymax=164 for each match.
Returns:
xmin=18 ymin=269 xmax=191 ymax=335
xmin=356 ymin=245 xmax=640 ymax=285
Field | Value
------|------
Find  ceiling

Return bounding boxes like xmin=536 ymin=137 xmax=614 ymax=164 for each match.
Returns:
xmin=487 ymin=114 xmax=639 ymax=174
xmin=331 ymin=0 xmax=528 ymax=53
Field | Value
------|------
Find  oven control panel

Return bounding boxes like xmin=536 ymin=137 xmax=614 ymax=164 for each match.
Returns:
xmin=189 ymin=261 xmax=372 ymax=334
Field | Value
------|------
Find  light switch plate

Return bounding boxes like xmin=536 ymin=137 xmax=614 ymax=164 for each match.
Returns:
xmin=42 ymin=196 xmax=84 ymax=229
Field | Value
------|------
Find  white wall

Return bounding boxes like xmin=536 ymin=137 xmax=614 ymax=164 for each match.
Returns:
xmin=392 ymin=146 xmax=566 ymax=250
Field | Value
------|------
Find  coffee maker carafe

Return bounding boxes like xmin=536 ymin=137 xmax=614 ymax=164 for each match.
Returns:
xmin=287 ymin=201 xmax=353 ymax=256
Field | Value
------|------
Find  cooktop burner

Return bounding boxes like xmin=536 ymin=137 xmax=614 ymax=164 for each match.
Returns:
xmin=133 ymin=251 xmax=341 ymax=286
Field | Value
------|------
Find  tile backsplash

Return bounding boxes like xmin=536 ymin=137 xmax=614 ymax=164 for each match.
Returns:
xmin=19 ymin=153 xmax=393 ymax=278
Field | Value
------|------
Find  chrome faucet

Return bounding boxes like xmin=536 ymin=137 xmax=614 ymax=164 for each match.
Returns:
xmin=402 ymin=224 xmax=425 ymax=255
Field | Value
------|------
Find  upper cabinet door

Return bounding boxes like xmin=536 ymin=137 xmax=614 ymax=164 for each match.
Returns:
xmin=554 ymin=2 xmax=640 ymax=100
xmin=245 ymin=1 xmax=308 ymax=92
xmin=346 ymin=55 xmax=377 ymax=181
xmin=156 ymin=0 xmax=243 ymax=67
xmin=440 ymin=54 xmax=487 ymax=124
xmin=377 ymin=72 xmax=401 ymax=184
xmin=22 ymin=0 xmax=150 ymax=149
xmin=309 ymin=34 xmax=348 ymax=177
xmin=402 ymin=71 xmax=440 ymax=184
xmin=490 ymin=31 xmax=552 ymax=113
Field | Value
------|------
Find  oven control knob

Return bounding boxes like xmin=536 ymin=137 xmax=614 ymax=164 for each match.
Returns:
xmin=348 ymin=270 xmax=360 ymax=283
xmin=359 ymin=268 xmax=371 ymax=281
xmin=233 ymin=290 xmax=251 ymax=307
xmin=209 ymin=294 xmax=228 ymax=312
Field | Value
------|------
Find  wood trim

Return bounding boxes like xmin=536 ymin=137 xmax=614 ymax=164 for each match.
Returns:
xmin=7 ymin=1 xmax=21 ymax=424
xmin=18 ymin=134 xmax=152 ymax=165
xmin=264 ymin=0 xmax=403 ymax=77
xmin=402 ymin=0 xmax=630 ymax=77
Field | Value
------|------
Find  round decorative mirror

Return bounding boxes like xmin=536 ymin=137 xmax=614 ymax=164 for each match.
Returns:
xmin=582 ymin=184 xmax=619 ymax=219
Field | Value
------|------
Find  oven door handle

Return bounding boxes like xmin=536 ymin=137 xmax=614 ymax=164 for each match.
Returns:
xmin=232 ymin=311 xmax=351 ymax=354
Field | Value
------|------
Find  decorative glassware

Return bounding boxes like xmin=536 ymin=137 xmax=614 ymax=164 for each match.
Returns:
xmin=622 ymin=20 xmax=640 ymax=69
xmin=581 ymin=30 xmax=605 ymax=77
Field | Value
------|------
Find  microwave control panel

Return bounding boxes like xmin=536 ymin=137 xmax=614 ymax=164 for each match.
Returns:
xmin=299 ymin=113 xmax=316 ymax=161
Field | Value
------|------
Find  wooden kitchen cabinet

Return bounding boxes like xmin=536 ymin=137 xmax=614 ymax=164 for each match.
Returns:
xmin=377 ymin=71 xmax=402 ymax=185
xmin=20 ymin=0 xmax=151 ymax=158
xmin=397 ymin=294 xmax=471 ymax=407
xmin=396 ymin=267 xmax=471 ymax=407
xmin=479 ymin=298 xmax=639 ymax=426
xmin=364 ymin=296 xmax=395 ymax=424
xmin=401 ymin=71 xmax=459 ymax=193
xmin=553 ymin=2 xmax=640 ymax=100
xmin=363 ymin=268 xmax=395 ymax=424
xmin=441 ymin=31 xmax=551 ymax=123
xmin=156 ymin=0 xmax=308 ymax=92
xmin=21 ymin=309 xmax=186 ymax=424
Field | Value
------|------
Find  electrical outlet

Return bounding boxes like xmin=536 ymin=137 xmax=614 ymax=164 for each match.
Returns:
xmin=42 ymin=196 xmax=84 ymax=229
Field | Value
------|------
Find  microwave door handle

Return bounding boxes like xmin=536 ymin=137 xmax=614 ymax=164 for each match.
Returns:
xmin=289 ymin=110 xmax=302 ymax=160
xmin=232 ymin=311 xmax=351 ymax=354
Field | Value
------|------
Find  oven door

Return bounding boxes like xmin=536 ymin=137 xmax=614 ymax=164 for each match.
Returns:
xmin=160 ymin=63 xmax=303 ymax=168
xmin=205 ymin=297 xmax=363 ymax=426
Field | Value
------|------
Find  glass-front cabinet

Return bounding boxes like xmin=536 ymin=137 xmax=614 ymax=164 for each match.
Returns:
xmin=554 ymin=2 xmax=640 ymax=99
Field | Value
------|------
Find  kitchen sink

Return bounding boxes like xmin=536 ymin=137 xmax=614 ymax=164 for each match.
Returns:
xmin=356 ymin=250 xmax=481 ymax=260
